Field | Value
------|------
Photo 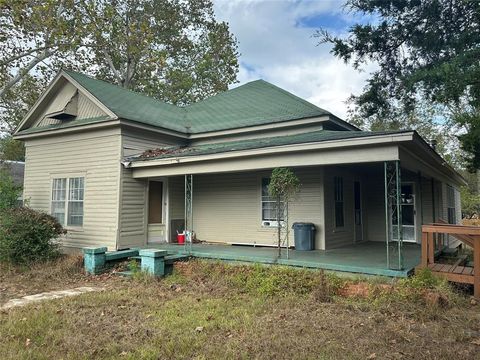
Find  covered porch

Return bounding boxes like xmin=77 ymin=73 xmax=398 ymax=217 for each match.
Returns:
xmin=148 ymin=241 xmax=421 ymax=277
xmin=120 ymin=130 xmax=463 ymax=276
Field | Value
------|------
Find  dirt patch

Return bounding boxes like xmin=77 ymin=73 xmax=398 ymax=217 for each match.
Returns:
xmin=0 ymin=256 xmax=126 ymax=304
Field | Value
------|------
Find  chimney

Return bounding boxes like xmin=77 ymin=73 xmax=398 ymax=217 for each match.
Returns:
xmin=430 ymin=139 xmax=437 ymax=150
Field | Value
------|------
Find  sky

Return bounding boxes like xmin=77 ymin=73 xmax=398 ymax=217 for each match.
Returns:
xmin=213 ymin=0 xmax=376 ymax=119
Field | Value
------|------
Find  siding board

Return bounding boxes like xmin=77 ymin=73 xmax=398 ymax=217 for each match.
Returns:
xmin=24 ymin=129 xmax=121 ymax=250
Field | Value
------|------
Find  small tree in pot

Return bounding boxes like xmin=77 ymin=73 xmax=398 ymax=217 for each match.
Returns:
xmin=268 ymin=167 xmax=300 ymax=257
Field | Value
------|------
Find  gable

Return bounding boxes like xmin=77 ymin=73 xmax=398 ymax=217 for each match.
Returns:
xmin=15 ymin=74 xmax=115 ymax=134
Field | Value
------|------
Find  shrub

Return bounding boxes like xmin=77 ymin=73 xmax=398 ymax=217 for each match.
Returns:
xmin=0 ymin=207 xmax=65 ymax=264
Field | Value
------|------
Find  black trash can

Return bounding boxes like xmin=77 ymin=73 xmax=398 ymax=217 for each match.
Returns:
xmin=292 ymin=222 xmax=315 ymax=251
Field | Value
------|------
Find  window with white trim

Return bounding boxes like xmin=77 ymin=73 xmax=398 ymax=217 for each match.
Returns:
xmin=446 ymin=185 xmax=456 ymax=224
xmin=51 ymin=177 xmax=84 ymax=226
xmin=261 ymin=178 xmax=284 ymax=222
xmin=334 ymin=176 xmax=344 ymax=228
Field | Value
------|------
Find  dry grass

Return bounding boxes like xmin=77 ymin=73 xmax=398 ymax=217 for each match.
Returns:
xmin=1 ymin=259 xmax=479 ymax=359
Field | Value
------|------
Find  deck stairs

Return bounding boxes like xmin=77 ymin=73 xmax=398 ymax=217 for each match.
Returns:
xmin=419 ymin=223 xmax=479 ymax=299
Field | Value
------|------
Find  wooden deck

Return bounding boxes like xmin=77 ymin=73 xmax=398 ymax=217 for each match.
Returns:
xmin=419 ymin=223 xmax=480 ymax=298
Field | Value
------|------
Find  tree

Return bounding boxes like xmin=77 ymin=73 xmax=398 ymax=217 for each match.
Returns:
xmin=78 ymin=0 xmax=239 ymax=105
xmin=0 ymin=0 xmax=239 ymax=149
xmin=317 ymin=0 xmax=480 ymax=170
xmin=0 ymin=169 xmax=21 ymax=211
xmin=268 ymin=168 xmax=300 ymax=257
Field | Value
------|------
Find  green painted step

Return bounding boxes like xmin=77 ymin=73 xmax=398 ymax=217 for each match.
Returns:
xmin=165 ymin=254 xmax=189 ymax=263
xmin=105 ymin=249 xmax=139 ymax=262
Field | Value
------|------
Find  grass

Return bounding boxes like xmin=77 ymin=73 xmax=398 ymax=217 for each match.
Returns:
xmin=1 ymin=258 xmax=480 ymax=359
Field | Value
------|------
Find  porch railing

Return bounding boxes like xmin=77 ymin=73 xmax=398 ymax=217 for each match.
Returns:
xmin=420 ymin=223 xmax=480 ymax=299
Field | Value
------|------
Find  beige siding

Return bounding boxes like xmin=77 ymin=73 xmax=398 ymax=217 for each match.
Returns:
xmin=23 ymin=128 xmax=121 ymax=250
xmin=117 ymin=129 xmax=184 ymax=248
xmin=168 ymin=176 xmax=185 ymax=242
xmin=77 ymin=92 xmax=107 ymax=119
xmin=34 ymin=87 xmax=107 ymax=128
xmin=323 ymin=166 xmax=356 ymax=248
xmin=362 ymin=165 xmax=387 ymax=243
xmin=191 ymin=168 xmax=325 ymax=249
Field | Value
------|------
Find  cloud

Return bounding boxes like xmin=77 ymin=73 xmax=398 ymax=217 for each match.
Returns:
xmin=213 ymin=0 xmax=375 ymax=119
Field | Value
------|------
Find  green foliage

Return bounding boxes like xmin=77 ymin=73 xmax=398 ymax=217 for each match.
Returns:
xmin=0 ymin=136 xmax=25 ymax=161
xmin=227 ymin=263 xmax=344 ymax=299
xmin=460 ymin=185 xmax=480 ymax=219
xmin=398 ymin=268 xmax=447 ymax=290
xmin=267 ymin=167 xmax=300 ymax=201
xmin=0 ymin=169 xmax=21 ymax=211
xmin=267 ymin=167 xmax=300 ymax=254
xmin=318 ymin=0 xmax=480 ymax=169
xmin=0 ymin=0 xmax=239 ymax=135
xmin=0 ymin=207 xmax=64 ymax=264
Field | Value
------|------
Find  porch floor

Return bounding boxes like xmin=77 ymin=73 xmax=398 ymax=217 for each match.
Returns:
xmin=148 ymin=241 xmax=421 ymax=277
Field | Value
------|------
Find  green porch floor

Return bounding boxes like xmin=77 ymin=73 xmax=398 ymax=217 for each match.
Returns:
xmin=148 ymin=241 xmax=421 ymax=278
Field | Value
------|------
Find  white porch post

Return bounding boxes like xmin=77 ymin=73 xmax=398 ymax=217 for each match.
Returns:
xmin=384 ymin=161 xmax=404 ymax=270
xmin=184 ymin=174 xmax=193 ymax=253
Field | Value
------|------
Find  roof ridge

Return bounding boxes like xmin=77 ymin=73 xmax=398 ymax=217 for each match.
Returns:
xmin=257 ymin=80 xmax=329 ymax=114
xmin=184 ymin=79 xmax=265 ymax=109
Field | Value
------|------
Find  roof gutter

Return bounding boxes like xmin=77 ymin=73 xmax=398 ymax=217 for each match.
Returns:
xmin=124 ymin=132 xmax=414 ymax=169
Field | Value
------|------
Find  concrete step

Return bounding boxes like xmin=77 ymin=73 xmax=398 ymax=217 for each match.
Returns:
xmin=165 ymin=254 xmax=189 ymax=264
xmin=105 ymin=249 xmax=139 ymax=262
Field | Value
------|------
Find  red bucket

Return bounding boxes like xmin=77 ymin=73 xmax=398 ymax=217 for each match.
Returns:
xmin=177 ymin=233 xmax=185 ymax=244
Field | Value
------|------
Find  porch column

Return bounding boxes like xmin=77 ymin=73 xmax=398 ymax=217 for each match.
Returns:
xmin=384 ymin=161 xmax=404 ymax=270
xmin=184 ymin=174 xmax=193 ymax=253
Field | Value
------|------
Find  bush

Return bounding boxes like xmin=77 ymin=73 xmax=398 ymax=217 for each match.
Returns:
xmin=0 ymin=207 xmax=65 ymax=264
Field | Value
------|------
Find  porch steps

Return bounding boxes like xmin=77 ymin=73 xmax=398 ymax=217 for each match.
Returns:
xmin=164 ymin=254 xmax=190 ymax=263
xmin=113 ymin=254 xmax=190 ymax=277
xmin=105 ymin=249 xmax=139 ymax=262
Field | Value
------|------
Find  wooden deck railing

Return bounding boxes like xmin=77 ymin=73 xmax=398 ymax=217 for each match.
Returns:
xmin=420 ymin=223 xmax=480 ymax=298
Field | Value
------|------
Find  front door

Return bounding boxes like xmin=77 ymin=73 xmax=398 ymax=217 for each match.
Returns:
xmin=354 ymin=181 xmax=363 ymax=242
xmin=147 ymin=180 xmax=167 ymax=243
xmin=393 ymin=183 xmax=416 ymax=242
xmin=400 ymin=183 xmax=416 ymax=242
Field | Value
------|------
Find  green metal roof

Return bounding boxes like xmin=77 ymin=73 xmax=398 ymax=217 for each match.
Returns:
xmin=128 ymin=129 xmax=410 ymax=162
xmin=64 ymin=71 xmax=186 ymax=132
xmin=183 ymin=80 xmax=329 ymax=132
xmin=61 ymin=70 xmax=331 ymax=134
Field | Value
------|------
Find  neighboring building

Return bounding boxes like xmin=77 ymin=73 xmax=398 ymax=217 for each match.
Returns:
xmin=13 ymin=70 xmax=464 ymax=269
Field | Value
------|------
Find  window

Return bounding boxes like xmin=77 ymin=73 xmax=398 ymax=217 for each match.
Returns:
xmin=447 ymin=185 xmax=456 ymax=224
xmin=51 ymin=178 xmax=67 ymax=225
xmin=334 ymin=177 xmax=344 ymax=228
xmin=68 ymin=177 xmax=84 ymax=226
xmin=261 ymin=178 xmax=284 ymax=222
xmin=51 ymin=177 xmax=84 ymax=226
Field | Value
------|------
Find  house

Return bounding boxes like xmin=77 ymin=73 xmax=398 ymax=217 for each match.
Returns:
xmin=13 ymin=70 xmax=465 ymax=274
